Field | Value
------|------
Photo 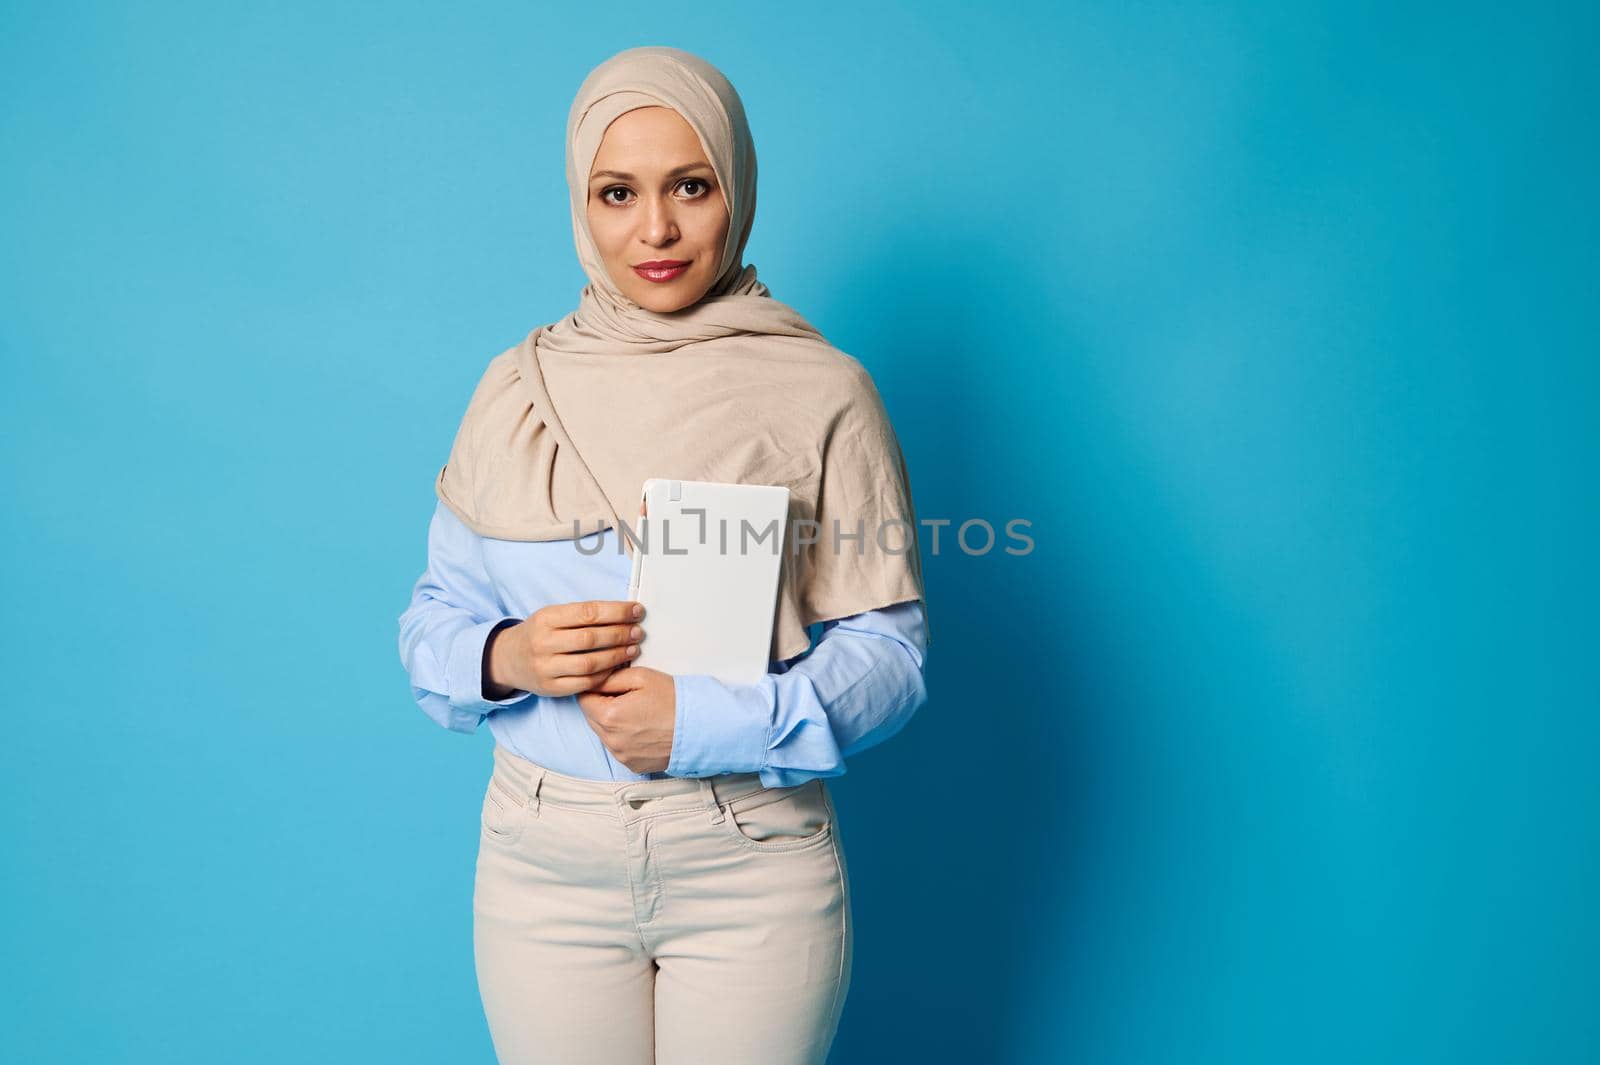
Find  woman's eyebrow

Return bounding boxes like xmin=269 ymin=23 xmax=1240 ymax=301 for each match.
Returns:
xmin=589 ymin=162 xmax=713 ymax=182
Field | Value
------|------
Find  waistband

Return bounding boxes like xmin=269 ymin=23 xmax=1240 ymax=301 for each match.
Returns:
xmin=490 ymin=743 xmax=776 ymax=822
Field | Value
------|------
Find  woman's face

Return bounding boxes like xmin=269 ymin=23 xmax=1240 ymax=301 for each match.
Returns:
xmin=585 ymin=106 xmax=731 ymax=313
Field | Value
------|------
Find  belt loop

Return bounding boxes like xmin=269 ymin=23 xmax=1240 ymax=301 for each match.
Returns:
xmin=699 ymin=777 xmax=726 ymax=824
xmin=528 ymin=767 xmax=545 ymax=817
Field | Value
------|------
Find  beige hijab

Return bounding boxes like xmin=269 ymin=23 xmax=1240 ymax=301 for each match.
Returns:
xmin=435 ymin=45 xmax=929 ymax=664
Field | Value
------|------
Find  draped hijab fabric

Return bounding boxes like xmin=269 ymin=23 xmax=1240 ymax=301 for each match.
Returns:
xmin=434 ymin=45 xmax=929 ymax=663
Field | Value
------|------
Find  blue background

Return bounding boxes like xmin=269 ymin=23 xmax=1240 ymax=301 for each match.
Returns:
xmin=3 ymin=2 xmax=1594 ymax=1062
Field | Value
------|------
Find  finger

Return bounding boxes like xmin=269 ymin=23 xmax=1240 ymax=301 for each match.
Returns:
xmin=576 ymin=670 xmax=629 ymax=708
xmin=542 ymin=622 xmax=643 ymax=655
xmin=541 ymin=644 xmax=639 ymax=679
xmin=553 ymin=668 xmax=619 ymax=698
xmin=547 ymin=600 xmax=644 ymax=629
xmin=593 ymin=667 xmax=644 ymax=693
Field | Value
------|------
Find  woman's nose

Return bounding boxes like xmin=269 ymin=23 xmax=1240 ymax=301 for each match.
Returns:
xmin=640 ymin=197 xmax=679 ymax=243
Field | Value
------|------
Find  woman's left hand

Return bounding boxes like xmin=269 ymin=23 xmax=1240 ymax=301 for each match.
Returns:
xmin=576 ymin=665 xmax=677 ymax=775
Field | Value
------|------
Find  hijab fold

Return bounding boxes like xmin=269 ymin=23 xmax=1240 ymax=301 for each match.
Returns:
xmin=435 ymin=45 xmax=929 ymax=664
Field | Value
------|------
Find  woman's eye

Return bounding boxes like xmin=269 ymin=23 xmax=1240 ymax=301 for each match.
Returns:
xmin=599 ymin=179 xmax=708 ymax=205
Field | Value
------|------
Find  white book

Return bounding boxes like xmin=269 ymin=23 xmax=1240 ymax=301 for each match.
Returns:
xmin=624 ymin=478 xmax=791 ymax=686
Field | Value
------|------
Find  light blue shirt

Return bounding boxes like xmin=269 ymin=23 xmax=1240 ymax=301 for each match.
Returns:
xmin=397 ymin=501 xmax=929 ymax=788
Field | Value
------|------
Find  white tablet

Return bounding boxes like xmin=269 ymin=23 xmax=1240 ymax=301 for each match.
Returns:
xmin=624 ymin=478 xmax=791 ymax=685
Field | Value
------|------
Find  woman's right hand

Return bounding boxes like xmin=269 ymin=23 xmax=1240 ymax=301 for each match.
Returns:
xmin=484 ymin=600 xmax=646 ymax=699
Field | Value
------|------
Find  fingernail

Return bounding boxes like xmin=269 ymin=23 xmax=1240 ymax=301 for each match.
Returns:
xmin=630 ymin=626 xmax=643 ymax=640
xmin=627 ymin=644 xmax=640 ymax=656
xmin=633 ymin=604 xmax=644 ymax=618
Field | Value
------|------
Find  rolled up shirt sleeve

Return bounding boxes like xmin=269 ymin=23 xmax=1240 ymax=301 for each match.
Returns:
xmin=667 ymin=599 xmax=929 ymax=789
xmin=398 ymin=503 xmax=535 ymax=734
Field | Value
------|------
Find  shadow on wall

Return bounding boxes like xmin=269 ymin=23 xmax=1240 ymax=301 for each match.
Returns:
xmin=815 ymin=215 xmax=1313 ymax=1062
xmin=816 ymin=223 xmax=1100 ymax=1063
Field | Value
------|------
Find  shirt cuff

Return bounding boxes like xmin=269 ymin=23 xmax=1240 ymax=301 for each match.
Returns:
xmin=668 ymin=673 xmax=772 ymax=778
xmin=446 ymin=618 xmax=532 ymax=723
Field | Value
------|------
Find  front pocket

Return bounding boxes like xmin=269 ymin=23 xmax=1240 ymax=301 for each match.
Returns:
xmin=481 ymin=775 xmax=527 ymax=845
xmin=718 ymin=779 xmax=834 ymax=853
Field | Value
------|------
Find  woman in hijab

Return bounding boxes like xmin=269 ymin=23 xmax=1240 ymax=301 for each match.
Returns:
xmin=397 ymin=45 xmax=931 ymax=1065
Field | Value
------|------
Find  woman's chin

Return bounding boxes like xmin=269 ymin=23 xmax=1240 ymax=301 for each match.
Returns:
xmin=629 ymin=284 xmax=707 ymax=314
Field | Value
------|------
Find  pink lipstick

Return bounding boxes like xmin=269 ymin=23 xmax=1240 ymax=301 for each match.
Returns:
xmin=633 ymin=260 xmax=690 ymax=283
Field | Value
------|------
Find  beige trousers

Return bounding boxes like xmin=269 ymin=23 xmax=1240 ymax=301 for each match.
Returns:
xmin=472 ymin=744 xmax=853 ymax=1065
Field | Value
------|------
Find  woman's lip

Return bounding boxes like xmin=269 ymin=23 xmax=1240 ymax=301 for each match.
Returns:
xmin=633 ymin=261 xmax=691 ymax=282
